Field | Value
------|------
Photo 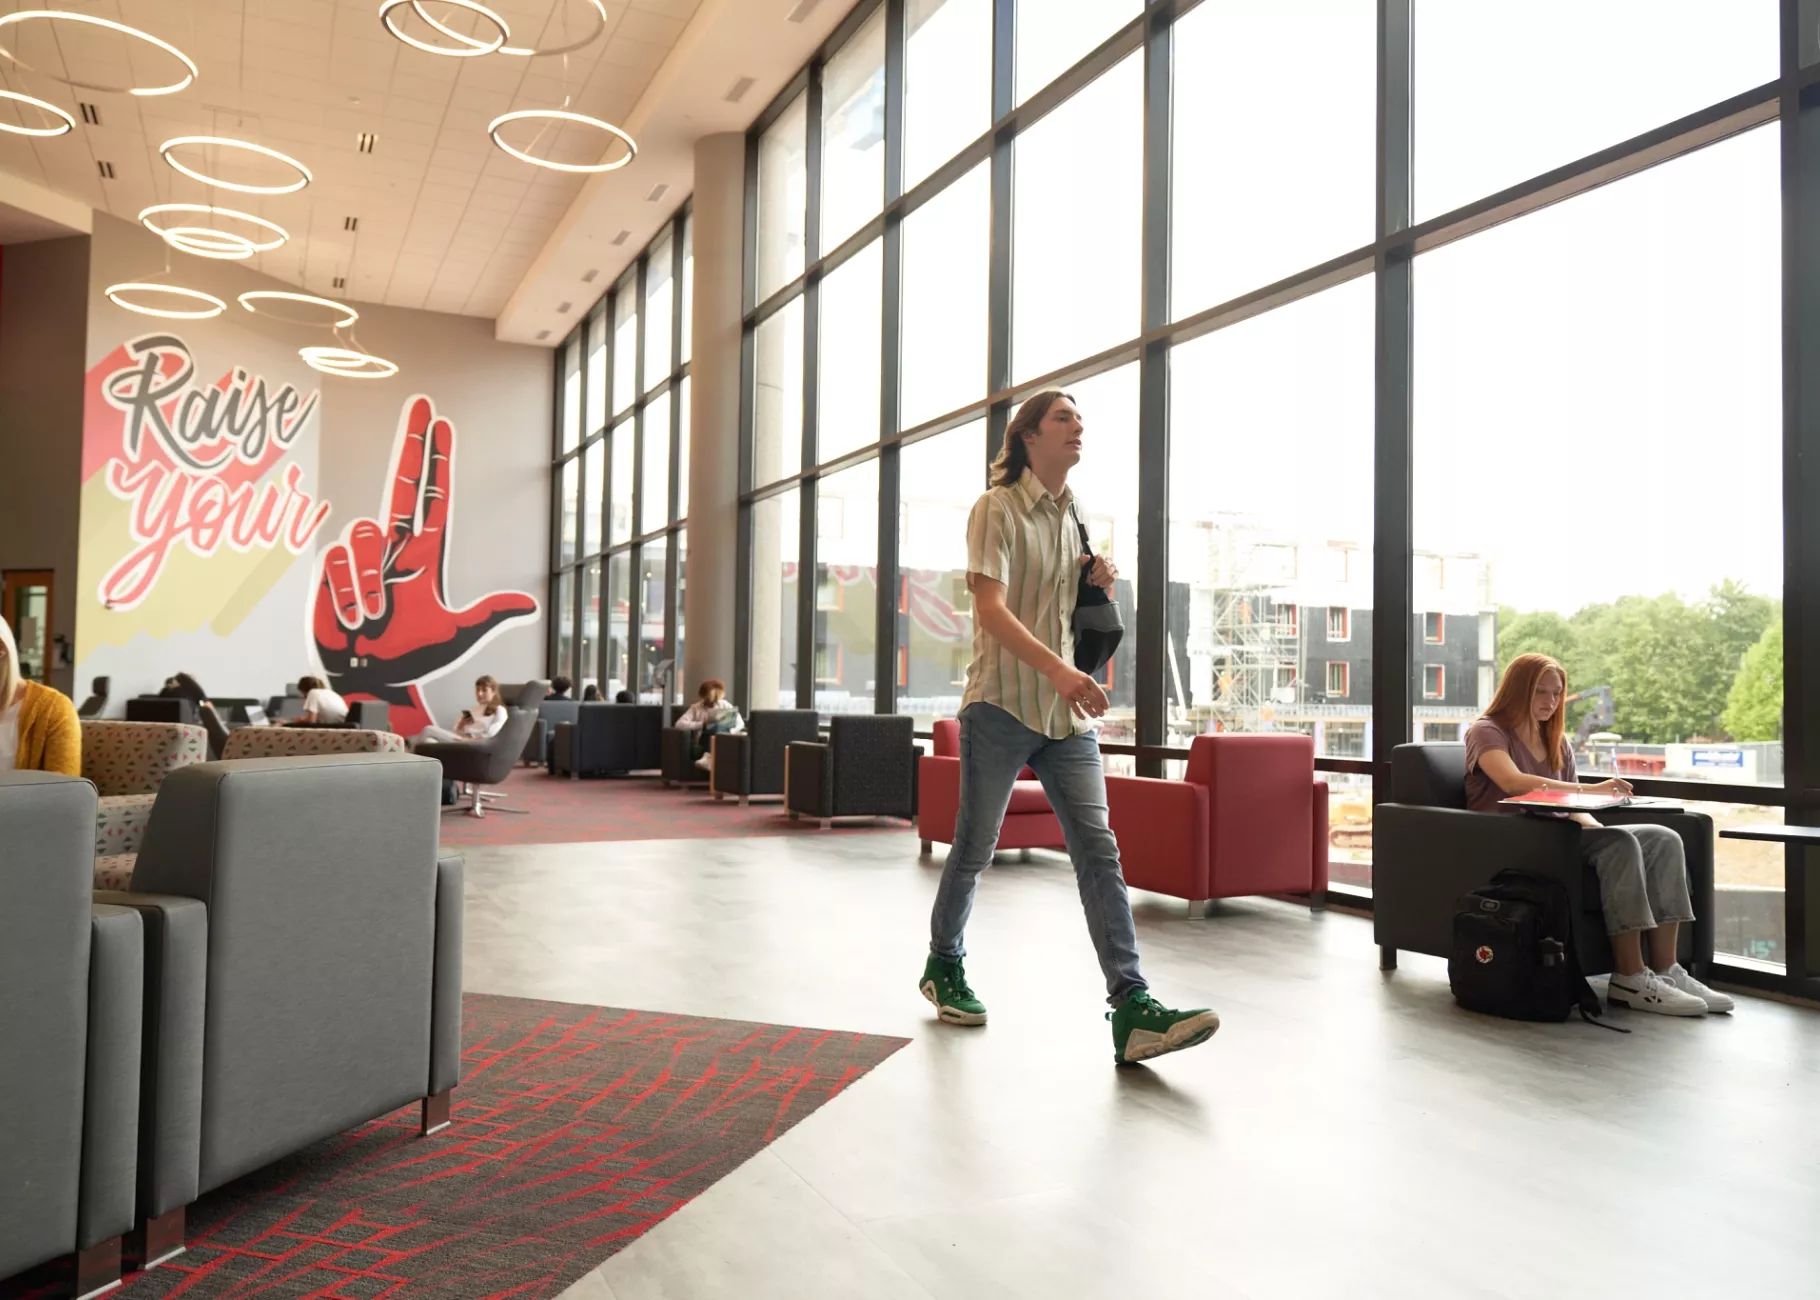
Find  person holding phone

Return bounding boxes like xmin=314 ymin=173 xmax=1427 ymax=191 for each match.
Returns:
xmin=1465 ymin=652 xmax=1731 ymax=1016
xmin=410 ymin=675 xmax=508 ymax=747
xmin=920 ymin=389 xmax=1220 ymax=1065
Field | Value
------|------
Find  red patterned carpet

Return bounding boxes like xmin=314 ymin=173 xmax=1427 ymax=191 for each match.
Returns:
xmin=434 ymin=767 xmax=908 ymax=848
xmin=5 ymin=995 xmax=908 ymax=1300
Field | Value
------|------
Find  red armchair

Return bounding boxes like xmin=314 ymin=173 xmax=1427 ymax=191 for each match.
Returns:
xmin=1105 ymin=733 xmax=1329 ymax=915
xmin=918 ymin=719 xmax=1069 ymax=856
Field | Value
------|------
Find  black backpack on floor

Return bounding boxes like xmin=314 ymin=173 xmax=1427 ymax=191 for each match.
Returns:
xmin=1449 ymin=870 xmax=1625 ymax=1032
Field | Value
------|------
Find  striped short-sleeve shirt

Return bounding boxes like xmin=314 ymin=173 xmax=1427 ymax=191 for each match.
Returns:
xmin=961 ymin=470 xmax=1085 ymax=740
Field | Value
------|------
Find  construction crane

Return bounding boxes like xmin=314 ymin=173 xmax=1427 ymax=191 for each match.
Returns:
xmin=1566 ymin=685 xmax=1614 ymax=746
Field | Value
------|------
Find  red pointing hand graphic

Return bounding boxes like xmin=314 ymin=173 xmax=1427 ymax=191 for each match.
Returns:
xmin=312 ymin=396 xmax=537 ymax=736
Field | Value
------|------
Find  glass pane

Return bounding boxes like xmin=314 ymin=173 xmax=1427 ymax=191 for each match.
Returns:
xmin=610 ymin=419 xmax=635 ymax=547
xmin=758 ymin=92 xmax=809 ymax=299
xmin=580 ymin=559 xmax=601 ymax=690
xmin=1168 ymin=278 xmax=1376 ymax=884
xmin=906 ymin=0 xmax=991 ymax=190
xmin=556 ymin=569 xmax=575 ymax=683
xmin=680 ymin=215 xmax=694 ymax=366
xmin=644 ymin=230 xmax=674 ymax=391
xmin=639 ymin=536 xmax=672 ymax=702
xmin=1016 ymin=0 xmax=1139 ymax=105
xmin=902 ymin=162 xmax=988 ymax=431
xmin=1414 ymin=128 xmax=1781 ymax=783
xmin=1064 ymin=366 xmax=1139 ymax=751
xmin=818 ymin=238 xmax=883 ymax=462
xmin=642 ymin=392 xmax=671 ymax=536
xmin=559 ymin=456 xmax=579 ymax=567
xmin=677 ymin=377 xmax=691 ymax=521
xmin=1671 ymin=801 xmax=1786 ymax=968
xmin=815 ymin=458 xmax=879 ymax=717
xmin=1414 ymin=0 xmax=1777 ymax=221
xmin=754 ymin=297 xmax=805 ymax=486
xmin=607 ymin=549 xmax=632 ymax=699
xmin=674 ymin=528 xmax=688 ymax=705
xmin=586 ymin=306 xmax=606 ymax=433
xmin=751 ymin=490 xmax=801 ymax=710
xmin=898 ymin=421 xmax=984 ymax=727
xmin=1012 ymin=55 xmax=1142 ymax=383
xmin=560 ymin=340 xmax=580 ymax=454
xmin=583 ymin=441 xmax=604 ymax=557
xmin=821 ymin=7 xmax=887 ymax=252
xmin=1172 ymin=0 xmax=1376 ymax=317
xmin=613 ymin=273 xmax=637 ymax=415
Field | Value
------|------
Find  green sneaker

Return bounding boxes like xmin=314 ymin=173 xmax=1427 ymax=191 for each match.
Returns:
xmin=1109 ymin=990 xmax=1219 ymax=1064
xmin=920 ymin=954 xmax=987 ymax=1026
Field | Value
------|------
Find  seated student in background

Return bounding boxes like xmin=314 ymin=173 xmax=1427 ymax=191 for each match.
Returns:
xmin=672 ymin=679 xmax=741 ymax=771
xmin=582 ymin=683 xmax=603 ymax=702
xmin=0 ymin=616 xmax=79 ymax=776
xmin=286 ymin=675 xmax=349 ymax=726
xmin=547 ymin=675 xmax=573 ymax=700
xmin=410 ymin=675 xmax=508 ymax=749
xmin=614 ymin=689 xmax=634 ymax=704
xmin=1465 ymin=652 xmax=1731 ymax=1017
xmin=159 ymin=671 xmax=210 ymax=705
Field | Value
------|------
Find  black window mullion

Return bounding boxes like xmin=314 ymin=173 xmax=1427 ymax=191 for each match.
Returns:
xmin=1134 ymin=2 xmax=1172 ymax=778
xmin=985 ymin=0 xmax=1016 ymax=480
xmin=797 ymin=59 xmax=824 ymax=712
xmin=876 ymin=0 xmax=906 ymax=714
xmin=630 ymin=262 xmax=648 ymax=692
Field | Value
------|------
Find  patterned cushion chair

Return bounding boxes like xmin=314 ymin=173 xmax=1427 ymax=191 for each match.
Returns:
xmin=221 ymin=727 xmax=407 ymax=761
xmin=81 ymin=720 xmax=208 ymax=861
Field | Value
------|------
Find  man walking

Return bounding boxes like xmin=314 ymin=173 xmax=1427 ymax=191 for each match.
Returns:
xmin=920 ymin=390 xmax=1219 ymax=1065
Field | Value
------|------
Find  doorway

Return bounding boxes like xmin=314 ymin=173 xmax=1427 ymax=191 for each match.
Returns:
xmin=1 ymin=570 xmax=55 ymax=683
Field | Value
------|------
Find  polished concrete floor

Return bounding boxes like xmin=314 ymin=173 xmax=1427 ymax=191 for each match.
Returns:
xmin=461 ymin=830 xmax=1820 ymax=1300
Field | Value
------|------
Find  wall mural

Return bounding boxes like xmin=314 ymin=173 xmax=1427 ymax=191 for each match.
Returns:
xmin=312 ymin=396 xmax=538 ymax=737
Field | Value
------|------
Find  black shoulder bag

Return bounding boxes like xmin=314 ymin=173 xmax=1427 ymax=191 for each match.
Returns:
xmin=1069 ymin=504 xmax=1123 ymax=676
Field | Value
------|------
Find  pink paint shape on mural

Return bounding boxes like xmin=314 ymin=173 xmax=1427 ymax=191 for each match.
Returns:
xmin=311 ymin=395 xmax=539 ymax=738
xmin=85 ymin=333 xmax=330 ymax=611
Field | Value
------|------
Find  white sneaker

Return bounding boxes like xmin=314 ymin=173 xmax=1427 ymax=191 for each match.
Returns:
xmin=695 ymin=754 xmax=712 ymax=773
xmin=1659 ymin=962 xmax=1735 ymax=1014
xmin=1607 ymin=971 xmax=1708 ymax=1017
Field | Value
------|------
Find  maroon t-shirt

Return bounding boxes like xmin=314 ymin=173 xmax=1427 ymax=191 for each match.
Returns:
xmin=1463 ymin=717 xmax=1577 ymax=813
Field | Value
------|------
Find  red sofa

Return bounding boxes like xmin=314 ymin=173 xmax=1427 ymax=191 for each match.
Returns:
xmin=917 ymin=719 xmax=1068 ymax=855
xmin=1105 ymin=733 xmax=1329 ymax=914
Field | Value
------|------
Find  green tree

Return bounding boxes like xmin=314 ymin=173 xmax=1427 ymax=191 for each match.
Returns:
xmin=1724 ymin=618 xmax=1784 ymax=741
xmin=1495 ymin=606 xmax=1577 ymax=677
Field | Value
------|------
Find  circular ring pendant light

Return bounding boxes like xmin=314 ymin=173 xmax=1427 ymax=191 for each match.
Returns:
xmin=160 ymin=136 xmax=313 ymax=195
xmin=141 ymin=204 xmax=289 ymax=260
xmin=106 ymin=283 xmax=227 ymax=320
xmin=301 ymin=346 xmax=398 ymax=379
xmin=379 ymin=0 xmax=508 ymax=58
xmin=0 ymin=88 xmax=73 ymax=137
xmin=405 ymin=0 xmax=605 ymax=57
xmin=239 ymin=291 xmax=360 ymax=328
xmin=487 ymin=109 xmax=636 ymax=174
xmin=0 ymin=11 xmax=198 ymax=97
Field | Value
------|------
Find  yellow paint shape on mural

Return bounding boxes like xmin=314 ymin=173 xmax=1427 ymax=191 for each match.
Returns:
xmin=75 ymin=473 xmax=309 ymax=660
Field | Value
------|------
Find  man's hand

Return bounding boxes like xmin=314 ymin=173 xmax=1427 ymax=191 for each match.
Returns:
xmin=1045 ymin=660 xmax=1109 ymax=719
xmin=1082 ymin=554 xmax=1118 ymax=590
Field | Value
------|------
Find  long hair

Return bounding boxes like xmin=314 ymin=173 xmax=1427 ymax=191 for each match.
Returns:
xmin=0 ymin=617 xmax=20 ymax=710
xmin=1484 ymin=652 xmax=1569 ymax=771
xmin=990 ymin=390 xmax=1075 ymax=488
xmin=697 ymin=679 xmax=726 ymax=705
xmin=475 ymin=674 xmax=501 ymax=715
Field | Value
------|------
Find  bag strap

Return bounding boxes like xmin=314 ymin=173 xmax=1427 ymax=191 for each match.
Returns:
xmin=1069 ymin=502 xmax=1093 ymax=559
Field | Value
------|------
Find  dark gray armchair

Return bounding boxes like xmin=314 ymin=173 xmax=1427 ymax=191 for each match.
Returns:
xmin=93 ymin=753 xmax=463 ymax=1264
xmin=660 ymin=724 xmax=707 ymax=786
xmin=785 ymin=714 xmax=917 ymax=826
xmin=419 ymin=682 xmax=548 ymax=816
xmin=1373 ymin=742 xmax=1714 ymax=977
xmin=713 ymin=710 xmax=821 ymax=804
xmin=78 ymin=675 xmax=110 ymax=719
xmin=550 ymin=703 xmax=665 ymax=778
xmin=1 ymin=772 xmax=145 ymax=1299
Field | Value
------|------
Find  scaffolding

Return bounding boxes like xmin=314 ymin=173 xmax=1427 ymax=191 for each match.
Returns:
xmin=1171 ymin=514 xmax=1304 ymax=739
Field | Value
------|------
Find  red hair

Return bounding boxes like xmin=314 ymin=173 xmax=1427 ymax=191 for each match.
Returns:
xmin=1484 ymin=653 xmax=1568 ymax=772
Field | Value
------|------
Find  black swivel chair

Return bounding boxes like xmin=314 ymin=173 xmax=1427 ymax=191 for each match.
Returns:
xmin=1372 ymin=742 xmax=1715 ymax=977
xmin=418 ymin=683 xmax=549 ymax=817
xmin=77 ymin=676 xmax=110 ymax=719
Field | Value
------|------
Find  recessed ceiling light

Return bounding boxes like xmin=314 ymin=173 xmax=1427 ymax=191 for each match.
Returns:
xmin=610 ymin=229 xmax=630 ymax=246
xmin=78 ymin=102 xmax=99 ymax=126
xmin=357 ymin=132 xmax=377 ymax=153
xmin=487 ymin=109 xmax=635 ymax=174
xmin=537 ymin=329 xmax=551 ymax=341
xmin=0 ymin=89 xmax=73 ymax=137
xmin=785 ymin=0 xmax=823 ymax=22
xmin=646 ymin=183 xmax=668 ymax=203
xmin=557 ymin=301 xmax=572 ymax=313
xmin=96 ymin=160 xmax=114 ymax=179
xmin=581 ymin=268 xmax=599 ymax=283
xmin=160 ymin=136 xmax=313 ymax=195
xmin=344 ymin=216 xmax=359 ymax=232
xmin=0 ymin=11 xmax=199 ymax=96
xmin=724 ymin=76 xmax=756 ymax=105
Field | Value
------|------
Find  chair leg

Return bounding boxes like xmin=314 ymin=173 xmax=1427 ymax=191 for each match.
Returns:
xmin=1379 ymin=945 xmax=1398 ymax=971
xmin=1309 ymin=890 xmax=1327 ymax=912
xmin=739 ymin=794 xmax=750 ymax=806
xmin=469 ymin=784 xmax=484 ymax=818
xmin=137 ymin=1207 xmax=185 ymax=1270
xmin=75 ymin=1237 xmax=120 ymax=1299
xmin=422 ymin=1087 xmax=452 ymax=1136
xmin=1019 ymin=849 xmax=1032 ymax=863
xmin=1186 ymin=899 xmax=1210 ymax=920
xmin=819 ymin=818 xmax=831 ymax=830
xmin=920 ymin=839 xmax=932 ymax=856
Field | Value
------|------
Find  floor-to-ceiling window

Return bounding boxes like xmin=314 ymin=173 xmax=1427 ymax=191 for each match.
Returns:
xmin=550 ymin=208 xmax=692 ymax=704
xmin=738 ymin=0 xmax=1813 ymax=994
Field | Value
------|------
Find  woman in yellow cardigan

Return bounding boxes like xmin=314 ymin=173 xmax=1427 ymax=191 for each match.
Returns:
xmin=1 ymin=615 xmax=80 ymax=776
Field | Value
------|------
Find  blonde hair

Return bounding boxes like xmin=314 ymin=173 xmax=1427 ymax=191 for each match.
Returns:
xmin=1484 ymin=653 xmax=1569 ymax=773
xmin=990 ymin=390 xmax=1075 ymax=488
xmin=0 ymin=617 xmax=21 ymax=709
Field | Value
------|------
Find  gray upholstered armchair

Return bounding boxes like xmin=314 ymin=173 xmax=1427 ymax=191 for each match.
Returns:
xmin=1 ymin=773 xmax=144 ymax=1298
xmin=785 ymin=714 xmax=917 ymax=827
xmin=713 ymin=709 xmax=821 ymax=804
xmin=1373 ymin=742 xmax=1714 ymax=977
xmin=93 ymin=753 xmax=463 ymax=1264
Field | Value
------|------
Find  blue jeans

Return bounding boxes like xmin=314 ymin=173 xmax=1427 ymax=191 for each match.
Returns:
xmin=929 ymin=702 xmax=1147 ymax=1005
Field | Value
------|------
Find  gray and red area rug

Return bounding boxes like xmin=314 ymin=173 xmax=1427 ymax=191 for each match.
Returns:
xmin=5 ymin=994 xmax=907 ymax=1300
